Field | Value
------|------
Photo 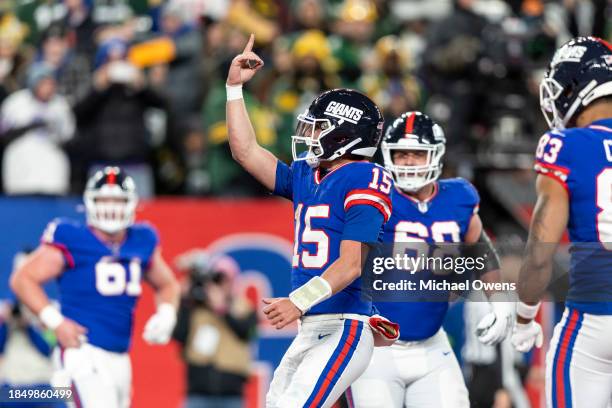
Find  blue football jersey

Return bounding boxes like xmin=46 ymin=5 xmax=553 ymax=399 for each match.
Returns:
xmin=275 ymin=159 xmax=393 ymax=315
xmin=534 ymin=118 xmax=612 ymax=314
xmin=376 ymin=178 xmax=479 ymax=341
xmin=41 ymin=218 xmax=158 ymax=352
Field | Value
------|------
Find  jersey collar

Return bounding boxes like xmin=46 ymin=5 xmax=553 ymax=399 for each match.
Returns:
xmin=588 ymin=118 xmax=612 ymax=131
xmin=314 ymin=161 xmax=361 ymax=184
xmin=395 ymin=182 xmax=439 ymax=213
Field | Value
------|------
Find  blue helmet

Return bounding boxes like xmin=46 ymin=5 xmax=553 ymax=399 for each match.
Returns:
xmin=381 ymin=112 xmax=446 ymax=192
xmin=540 ymin=36 xmax=612 ymax=129
xmin=292 ymin=89 xmax=384 ymax=168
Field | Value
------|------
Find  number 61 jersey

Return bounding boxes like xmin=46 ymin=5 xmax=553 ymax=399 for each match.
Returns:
xmin=275 ymin=159 xmax=393 ymax=316
xmin=534 ymin=118 xmax=612 ymax=314
xmin=41 ymin=218 xmax=159 ymax=352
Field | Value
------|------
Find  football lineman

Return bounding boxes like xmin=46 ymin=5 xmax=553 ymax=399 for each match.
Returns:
xmin=349 ymin=112 xmax=513 ymax=407
xmin=226 ymin=34 xmax=399 ymax=408
xmin=11 ymin=167 xmax=180 ymax=408
xmin=512 ymin=36 xmax=612 ymax=407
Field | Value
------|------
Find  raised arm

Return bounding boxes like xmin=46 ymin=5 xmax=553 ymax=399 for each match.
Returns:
xmin=226 ymin=34 xmax=279 ymax=191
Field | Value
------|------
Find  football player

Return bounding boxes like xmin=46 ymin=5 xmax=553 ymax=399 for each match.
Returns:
xmin=349 ymin=112 xmax=514 ymax=407
xmin=511 ymin=37 xmax=612 ymax=408
xmin=226 ymin=35 xmax=399 ymax=408
xmin=10 ymin=167 xmax=180 ymax=408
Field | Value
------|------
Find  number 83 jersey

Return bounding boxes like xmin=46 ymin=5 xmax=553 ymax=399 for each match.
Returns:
xmin=41 ymin=218 xmax=159 ymax=352
xmin=275 ymin=159 xmax=393 ymax=316
xmin=535 ymin=118 xmax=612 ymax=314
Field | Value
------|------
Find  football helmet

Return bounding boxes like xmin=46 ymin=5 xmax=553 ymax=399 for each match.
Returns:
xmin=540 ymin=36 xmax=612 ymax=129
xmin=381 ymin=111 xmax=446 ymax=192
xmin=84 ymin=167 xmax=138 ymax=234
xmin=292 ymin=88 xmax=384 ymax=167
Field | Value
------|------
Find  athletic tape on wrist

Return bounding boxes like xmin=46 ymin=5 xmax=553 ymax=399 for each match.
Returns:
xmin=226 ymin=84 xmax=243 ymax=101
xmin=39 ymin=305 xmax=64 ymax=330
xmin=289 ymin=276 xmax=332 ymax=314
xmin=157 ymin=303 xmax=176 ymax=317
xmin=516 ymin=301 xmax=541 ymax=320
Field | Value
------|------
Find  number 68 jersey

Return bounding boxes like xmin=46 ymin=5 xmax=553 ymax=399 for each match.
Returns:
xmin=534 ymin=118 xmax=612 ymax=314
xmin=41 ymin=218 xmax=159 ymax=352
xmin=274 ymin=159 xmax=393 ymax=316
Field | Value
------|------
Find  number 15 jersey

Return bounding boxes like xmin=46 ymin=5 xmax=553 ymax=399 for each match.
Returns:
xmin=535 ymin=118 xmax=612 ymax=314
xmin=274 ymin=159 xmax=393 ymax=316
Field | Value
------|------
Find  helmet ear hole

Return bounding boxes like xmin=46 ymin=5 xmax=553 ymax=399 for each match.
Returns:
xmin=562 ymin=82 xmax=577 ymax=99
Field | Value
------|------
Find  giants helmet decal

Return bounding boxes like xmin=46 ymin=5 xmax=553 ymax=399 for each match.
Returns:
xmin=540 ymin=36 xmax=612 ymax=129
xmin=381 ymin=111 xmax=446 ymax=192
xmin=292 ymin=88 xmax=384 ymax=168
xmin=84 ymin=167 xmax=138 ymax=234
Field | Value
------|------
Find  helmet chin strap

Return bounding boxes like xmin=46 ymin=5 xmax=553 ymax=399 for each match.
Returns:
xmin=322 ymin=138 xmax=363 ymax=162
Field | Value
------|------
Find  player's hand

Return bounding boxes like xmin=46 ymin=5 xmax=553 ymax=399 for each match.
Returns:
xmin=226 ymin=34 xmax=264 ymax=86
xmin=55 ymin=318 xmax=87 ymax=349
xmin=143 ymin=303 xmax=177 ymax=345
xmin=476 ymin=302 xmax=514 ymax=346
xmin=511 ymin=320 xmax=543 ymax=352
xmin=262 ymin=297 xmax=301 ymax=329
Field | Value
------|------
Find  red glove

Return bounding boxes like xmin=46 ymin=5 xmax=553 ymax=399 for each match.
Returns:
xmin=368 ymin=315 xmax=400 ymax=347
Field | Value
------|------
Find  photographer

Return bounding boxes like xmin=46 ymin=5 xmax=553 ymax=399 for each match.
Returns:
xmin=173 ymin=251 xmax=257 ymax=408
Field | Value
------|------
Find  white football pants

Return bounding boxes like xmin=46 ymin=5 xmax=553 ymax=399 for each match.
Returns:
xmin=348 ymin=328 xmax=469 ymax=408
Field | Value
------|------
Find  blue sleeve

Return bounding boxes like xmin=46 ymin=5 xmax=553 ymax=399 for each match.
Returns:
xmin=141 ymin=223 xmax=160 ymax=247
xmin=40 ymin=219 xmax=75 ymax=268
xmin=342 ymin=205 xmax=385 ymax=242
xmin=534 ymin=130 xmax=571 ymax=188
xmin=343 ymin=163 xmax=393 ymax=224
xmin=273 ymin=160 xmax=293 ymax=200
xmin=136 ymin=223 xmax=160 ymax=270
xmin=462 ymin=180 xmax=480 ymax=215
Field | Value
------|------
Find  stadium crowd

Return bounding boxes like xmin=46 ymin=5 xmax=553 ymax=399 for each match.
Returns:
xmin=0 ymin=0 xmax=607 ymax=198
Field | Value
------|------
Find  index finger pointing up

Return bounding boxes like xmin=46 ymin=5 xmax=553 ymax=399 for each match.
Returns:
xmin=243 ymin=33 xmax=255 ymax=53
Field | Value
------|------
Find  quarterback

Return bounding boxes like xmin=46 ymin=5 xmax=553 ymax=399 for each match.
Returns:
xmin=226 ymin=35 xmax=398 ymax=408
xmin=11 ymin=167 xmax=180 ymax=408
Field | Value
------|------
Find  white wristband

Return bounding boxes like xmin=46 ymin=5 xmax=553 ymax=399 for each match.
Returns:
xmin=226 ymin=84 xmax=243 ymax=101
xmin=289 ymin=276 xmax=332 ymax=314
xmin=517 ymin=301 xmax=541 ymax=320
xmin=157 ymin=303 xmax=176 ymax=317
xmin=39 ymin=305 xmax=64 ymax=330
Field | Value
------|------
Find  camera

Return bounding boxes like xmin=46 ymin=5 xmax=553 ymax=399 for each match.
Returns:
xmin=187 ymin=265 xmax=227 ymax=304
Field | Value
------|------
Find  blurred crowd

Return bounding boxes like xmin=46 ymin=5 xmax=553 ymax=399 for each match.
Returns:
xmin=0 ymin=0 xmax=608 ymax=197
